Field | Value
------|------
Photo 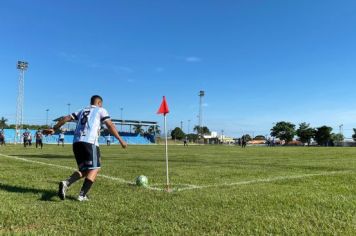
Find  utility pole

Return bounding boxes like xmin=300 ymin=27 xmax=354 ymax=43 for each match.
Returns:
xmin=46 ymin=109 xmax=49 ymax=127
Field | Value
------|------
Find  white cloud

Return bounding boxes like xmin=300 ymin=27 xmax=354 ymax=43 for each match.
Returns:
xmin=155 ymin=67 xmax=165 ymax=72
xmin=185 ymin=57 xmax=202 ymax=63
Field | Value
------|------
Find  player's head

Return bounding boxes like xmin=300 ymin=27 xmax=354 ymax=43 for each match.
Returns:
xmin=90 ymin=95 xmax=103 ymax=107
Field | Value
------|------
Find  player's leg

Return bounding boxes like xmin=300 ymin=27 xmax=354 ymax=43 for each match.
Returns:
xmin=58 ymin=170 xmax=83 ymax=200
xmin=77 ymin=144 xmax=101 ymax=201
xmin=78 ymin=169 xmax=99 ymax=201
xmin=58 ymin=142 xmax=85 ymax=200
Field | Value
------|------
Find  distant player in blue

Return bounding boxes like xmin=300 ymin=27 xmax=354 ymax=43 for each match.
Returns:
xmin=58 ymin=131 xmax=65 ymax=147
xmin=45 ymin=95 xmax=127 ymax=201
xmin=106 ymin=134 xmax=111 ymax=146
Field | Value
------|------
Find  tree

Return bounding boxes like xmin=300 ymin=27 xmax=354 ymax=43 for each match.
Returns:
xmin=270 ymin=121 xmax=296 ymax=143
xmin=187 ymin=133 xmax=198 ymax=142
xmin=253 ymin=135 xmax=266 ymax=140
xmin=0 ymin=117 xmax=8 ymax=129
xmin=147 ymin=125 xmax=160 ymax=135
xmin=314 ymin=126 xmax=332 ymax=146
xmin=352 ymin=129 xmax=356 ymax=142
xmin=242 ymin=134 xmax=252 ymax=142
xmin=296 ymin=122 xmax=315 ymax=145
xmin=171 ymin=127 xmax=185 ymax=140
xmin=331 ymin=133 xmax=344 ymax=143
xmin=133 ymin=125 xmax=144 ymax=135
xmin=193 ymin=126 xmax=211 ymax=136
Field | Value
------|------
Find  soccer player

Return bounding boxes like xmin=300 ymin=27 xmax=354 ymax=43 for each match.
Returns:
xmin=23 ymin=129 xmax=30 ymax=147
xmin=45 ymin=95 xmax=127 ymax=201
xmin=58 ymin=131 xmax=65 ymax=147
xmin=106 ymin=133 xmax=111 ymax=146
xmin=0 ymin=130 xmax=5 ymax=146
xmin=35 ymin=129 xmax=43 ymax=149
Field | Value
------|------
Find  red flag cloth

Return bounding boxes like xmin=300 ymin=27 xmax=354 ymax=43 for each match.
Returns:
xmin=157 ymin=96 xmax=170 ymax=115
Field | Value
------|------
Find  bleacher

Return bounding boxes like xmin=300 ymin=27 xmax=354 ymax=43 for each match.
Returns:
xmin=1 ymin=129 xmax=154 ymax=145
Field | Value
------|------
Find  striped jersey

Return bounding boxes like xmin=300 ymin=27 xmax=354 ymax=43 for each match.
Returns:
xmin=71 ymin=105 xmax=111 ymax=146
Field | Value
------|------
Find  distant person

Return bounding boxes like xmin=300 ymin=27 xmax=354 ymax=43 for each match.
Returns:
xmin=58 ymin=131 xmax=65 ymax=147
xmin=241 ymin=136 xmax=247 ymax=148
xmin=43 ymin=95 xmax=127 ymax=201
xmin=28 ymin=132 xmax=33 ymax=146
xmin=23 ymin=129 xmax=30 ymax=147
xmin=106 ymin=134 xmax=111 ymax=146
xmin=183 ymin=136 xmax=188 ymax=146
xmin=267 ymin=138 xmax=271 ymax=147
xmin=35 ymin=129 xmax=43 ymax=149
xmin=0 ymin=130 xmax=5 ymax=146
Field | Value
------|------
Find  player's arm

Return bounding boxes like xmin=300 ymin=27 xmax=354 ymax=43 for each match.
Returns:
xmin=104 ymin=119 xmax=127 ymax=149
xmin=43 ymin=115 xmax=73 ymax=135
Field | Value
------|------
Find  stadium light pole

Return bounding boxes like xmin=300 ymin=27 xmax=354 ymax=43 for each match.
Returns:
xmin=120 ymin=107 xmax=123 ymax=131
xmin=339 ymin=124 xmax=343 ymax=135
xmin=46 ymin=109 xmax=49 ymax=127
xmin=15 ymin=61 xmax=28 ymax=144
xmin=221 ymin=129 xmax=224 ymax=144
xmin=67 ymin=103 xmax=71 ymax=130
xmin=188 ymin=119 xmax=191 ymax=134
xmin=198 ymin=90 xmax=205 ymax=139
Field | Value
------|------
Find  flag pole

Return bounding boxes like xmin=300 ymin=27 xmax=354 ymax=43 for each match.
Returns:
xmin=164 ymin=114 xmax=170 ymax=191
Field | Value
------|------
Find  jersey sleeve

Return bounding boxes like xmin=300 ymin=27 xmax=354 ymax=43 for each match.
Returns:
xmin=100 ymin=108 xmax=111 ymax=123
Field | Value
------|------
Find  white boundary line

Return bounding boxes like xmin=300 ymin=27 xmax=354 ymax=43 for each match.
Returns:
xmin=0 ymin=153 xmax=352 ymax=192
xmin=176 ymin=170 xmax=353 ymax=191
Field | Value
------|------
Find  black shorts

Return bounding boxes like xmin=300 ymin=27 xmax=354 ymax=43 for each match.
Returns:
xmin=73 ymin=142 xmax=101 ymax=171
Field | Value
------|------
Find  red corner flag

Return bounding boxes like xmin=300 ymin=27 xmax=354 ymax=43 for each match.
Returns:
xmin=157 ymin=96 xmax=170 ymax=115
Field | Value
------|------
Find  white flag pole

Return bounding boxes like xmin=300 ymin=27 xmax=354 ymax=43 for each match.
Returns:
xmin=164 ymin=114 xmax=170 ymax=190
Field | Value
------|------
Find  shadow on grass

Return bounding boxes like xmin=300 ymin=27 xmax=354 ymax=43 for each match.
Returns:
xmin=0 ymin=183 xmax=77 ymax=201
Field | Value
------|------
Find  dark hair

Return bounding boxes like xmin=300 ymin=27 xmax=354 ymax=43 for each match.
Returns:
xmin=90 ymin=95 xmax=103 ymax=105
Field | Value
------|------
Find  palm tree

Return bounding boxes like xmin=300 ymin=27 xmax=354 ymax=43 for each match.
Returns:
xmin=0 ymin=117 xmax=8 ymax=129
xmin=133 ymin=125 xmax=144 ymax=135
xmin=148 ymin=125 xmax=160 ymax=135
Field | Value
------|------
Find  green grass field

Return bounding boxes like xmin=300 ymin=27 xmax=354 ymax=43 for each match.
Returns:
xmin=0 ymin=144 xmax=355 ymax=235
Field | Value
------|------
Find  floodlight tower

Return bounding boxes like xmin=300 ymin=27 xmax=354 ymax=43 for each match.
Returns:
xmin=339 ymin=124 xmax=343 ymax=135
xmin=198 ymin=90 xmax=205 ymax=137
xmin=15 ymin=61 xmax=28 ymax=144
xmin=67 ymin=103 xmax=71 ymax=130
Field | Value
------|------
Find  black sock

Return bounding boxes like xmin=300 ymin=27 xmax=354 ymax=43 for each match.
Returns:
xmin=79 ymin=178 xmax=94 ymax=197
xmin=65 ymin=171 xmax=82 ymax=187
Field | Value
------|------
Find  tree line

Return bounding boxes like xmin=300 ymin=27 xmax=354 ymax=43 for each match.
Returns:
xmin=270 ymin=121 xmax=353 ymax=146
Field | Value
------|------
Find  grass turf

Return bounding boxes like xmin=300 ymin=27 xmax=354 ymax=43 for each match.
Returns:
xmin=0 ymin=144 xmax=355 ymax=235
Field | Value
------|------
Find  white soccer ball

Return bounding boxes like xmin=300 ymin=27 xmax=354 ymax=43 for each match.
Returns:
xmin=135 ymin=175 xmax=148 ymax=187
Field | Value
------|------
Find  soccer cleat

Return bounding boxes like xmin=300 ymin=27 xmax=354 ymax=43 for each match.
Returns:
xmin=77 ymin=195 xmax=89 ymax=202
xmin=58 ymin=181 xmax=68 ymax=200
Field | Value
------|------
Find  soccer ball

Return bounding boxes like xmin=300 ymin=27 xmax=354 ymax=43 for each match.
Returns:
xmin=135 ymin=175 xmax=148 ymax=187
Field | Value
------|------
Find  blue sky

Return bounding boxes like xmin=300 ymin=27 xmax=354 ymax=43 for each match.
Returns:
xmin=1 ymin=0 xmax=356 ymax=138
